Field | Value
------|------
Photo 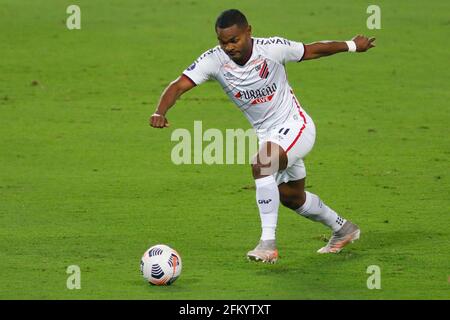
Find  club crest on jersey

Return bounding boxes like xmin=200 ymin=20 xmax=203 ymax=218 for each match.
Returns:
xmin=234 ymin=83 xmax=277 ymax=105
xmin=258 ymin=60 xmax=269 ymax=79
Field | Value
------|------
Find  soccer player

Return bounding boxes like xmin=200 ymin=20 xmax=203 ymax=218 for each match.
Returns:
xmin=150 ymin=9 xmax=375 ymax=263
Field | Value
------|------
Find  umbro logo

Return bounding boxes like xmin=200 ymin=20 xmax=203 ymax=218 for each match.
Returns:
xmin=223 ymin=72 xmax=237 ymax=80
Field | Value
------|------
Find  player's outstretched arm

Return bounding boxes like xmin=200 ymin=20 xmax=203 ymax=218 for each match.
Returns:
xmin=303 ymin=35 xmax=375 ymax=60
xmin=149 ymin=75 xmax=196 ymax=128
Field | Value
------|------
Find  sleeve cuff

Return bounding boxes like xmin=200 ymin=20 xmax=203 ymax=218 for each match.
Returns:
xmin=182 ymin=73 xmax=198 ymax=86
xmin=298 ymin=43 xmax=306 ymax=62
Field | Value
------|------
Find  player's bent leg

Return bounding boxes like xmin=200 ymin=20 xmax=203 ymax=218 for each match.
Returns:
xmin=247 ymin=142 xmax=287 ymax=263
xmin=278 ymin=179 xmax=306 ymax=210
xmin=279 ymin=179 xmax=361 ymax=254
xmin=295 ymin=190 xmax=360 ymax=253
xmin=251 ymin=141 xmax=287 ymax=179
xmin=316 ymin=221 xmax=360 ymax=254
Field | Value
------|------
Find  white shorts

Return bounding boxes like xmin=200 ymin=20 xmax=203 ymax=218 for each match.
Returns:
xmin=257 ymin=109 xmax=316 ymax=185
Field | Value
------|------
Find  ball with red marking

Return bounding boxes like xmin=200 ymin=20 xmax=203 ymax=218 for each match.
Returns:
xmin=140 ymin=244 xmax=182 ymax=285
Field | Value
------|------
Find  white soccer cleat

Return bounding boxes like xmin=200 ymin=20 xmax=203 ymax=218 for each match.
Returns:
xmin=317 ymin=221 xmax=361 ymax=254
xmin=247 ymin=240 xmax=279 ymax=263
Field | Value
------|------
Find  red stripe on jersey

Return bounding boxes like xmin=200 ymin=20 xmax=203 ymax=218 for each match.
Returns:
xmin=286 ymin=93 xmax=307 ymax=153
xmin=286 ymin=122 xmax=306 ymax=153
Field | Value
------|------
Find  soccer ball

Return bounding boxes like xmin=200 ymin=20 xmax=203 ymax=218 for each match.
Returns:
xmin=140 ymin=244 xmax=182 ymax=285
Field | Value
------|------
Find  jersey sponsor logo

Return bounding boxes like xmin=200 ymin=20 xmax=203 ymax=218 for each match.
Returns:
xmin=258 ymin=199 xmax=272 ymax=204
xmin=250 ymin=95 xmax=274 ymax=105
xmin=255 ymin=38 xmax=291 ymax=46
xmin=234 ymin=83 xmax=277 ymax=105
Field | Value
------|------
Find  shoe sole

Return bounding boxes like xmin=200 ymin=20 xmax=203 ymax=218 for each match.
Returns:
xmin=247 ymin=256 xmax=278 ymax=264
xmin=317 ymin=229 xmax=361 ymax=254
xmin=247 ymin=252 xmax=278 ymax=264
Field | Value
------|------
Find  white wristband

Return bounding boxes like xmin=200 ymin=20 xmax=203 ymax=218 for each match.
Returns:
xmin=346 ymin=40 xmax=357 ymax=52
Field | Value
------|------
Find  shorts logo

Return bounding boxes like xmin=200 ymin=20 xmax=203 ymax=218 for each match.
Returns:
xmin=258 ymin=199 xmax=272 ymax=204
xmin=278 ymin=128 xmax=290 ymax=135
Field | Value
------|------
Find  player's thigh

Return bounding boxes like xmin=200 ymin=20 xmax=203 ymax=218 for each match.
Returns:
xmin=274 ymin=157 xmax=306 ymax=184
xmin=266 ymin=119 xmax=316 ymax=166
xmin=252 ymin=141 xmax=288 ymax=178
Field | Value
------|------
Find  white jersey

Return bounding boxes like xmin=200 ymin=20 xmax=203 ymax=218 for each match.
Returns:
xmin=182 ymin=37 xmax=307 ymax=133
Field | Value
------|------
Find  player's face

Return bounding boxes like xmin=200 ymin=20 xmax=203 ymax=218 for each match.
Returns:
xmin=216 ymin=24 xmax=252 ymax=63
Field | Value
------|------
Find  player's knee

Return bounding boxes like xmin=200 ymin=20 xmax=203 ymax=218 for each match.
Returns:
xmin=280 ymin=191 xmax=306 ymax=210
xmin=279 ymin=195 xmax=296 ymax=209
xmin=251 ymin=162 xmax=265 ymax=179
xmin=252 ymin=142 xmax=287 ymax=179
xmin=251 ymin=160 xmax=277 ymax=179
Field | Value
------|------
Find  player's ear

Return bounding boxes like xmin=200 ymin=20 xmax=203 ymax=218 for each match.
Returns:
xmin=247 ymin=25 xmax=252 ymax=36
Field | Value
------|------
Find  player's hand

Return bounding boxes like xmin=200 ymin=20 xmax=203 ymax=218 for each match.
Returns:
xmin=352 ymin=35 xmax=376 ymax=52
xmin=150 ymin=113 xmax=169 ymax=128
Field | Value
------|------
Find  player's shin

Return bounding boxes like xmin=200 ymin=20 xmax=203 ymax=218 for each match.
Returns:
xmin=295 ymin=191 xmax=346 ymax=232
xmin=255 ymin=175 xmax=280 ymax=241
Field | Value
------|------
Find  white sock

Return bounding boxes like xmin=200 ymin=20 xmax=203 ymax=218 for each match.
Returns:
xmin=295 ymin=191 xmax=346 ymax=232
xmin=255 ymin=175 xmax=280 ymax=241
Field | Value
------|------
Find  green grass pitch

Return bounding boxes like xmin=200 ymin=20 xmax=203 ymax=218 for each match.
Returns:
xmin=0 ymin=0 xmax=449 ymax=299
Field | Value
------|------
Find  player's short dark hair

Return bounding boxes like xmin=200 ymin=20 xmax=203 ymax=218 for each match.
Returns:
xmin=215 ymin=9 xmax=248 ymax=30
